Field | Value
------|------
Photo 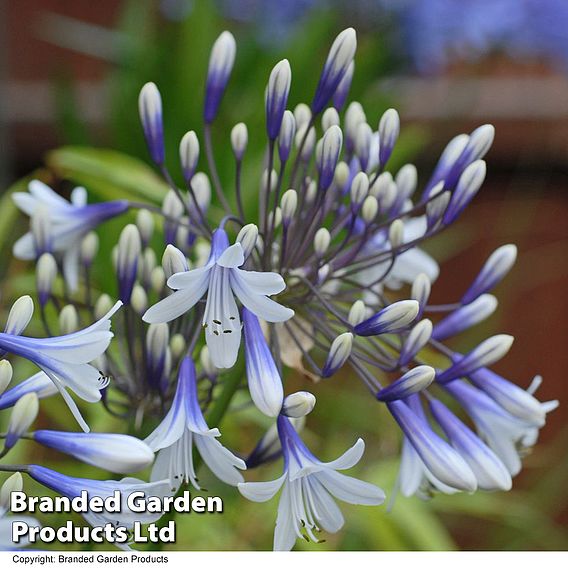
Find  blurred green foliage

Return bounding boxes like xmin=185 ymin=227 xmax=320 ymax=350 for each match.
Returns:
xmin=0 ymin=0 xmax=566 ymax=553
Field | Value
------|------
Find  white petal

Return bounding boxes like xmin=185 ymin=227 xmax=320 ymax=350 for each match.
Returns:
xmin=273 ymin=480 xmax=297 ymax=551
xmin=144 ymin=391 xmax=186 ymax=451
xmin=398 ymin=438 xmax=423 ymax=497
xmin=238 ymin=473 xmax=287 ymax=503
xmin=13 ymin=233 xmax=36 ymax=260
xmin=321 ymin=438 xmax=365 ymax=470
xmin=231 ymin=271 xmax=294 ymax=322
xmin=166 ymin=264 xmax=212 ymax=290
xmin=29 ymin=180 xmax=71 ymax=209
xmin=216 ymin=242 xmax=245 ymax=268
xmin=318 ymin=469 xmax=385 ymax=505
xmin=44 ymin=372 xmax=90 ymax=432
xmin=233 ymin=270 xmax=286 ymax=295
xmin=35 ymin=330 xmax=113 ymax=364
xmin=194 ymin=433 xmax=245 ymax=486
xmin=46 ymin=361 xmax=105 ymax=402
xmin=143 ymin=281 xmax=209 ymax=323
xmin=308 ymin=477 xmax=345 ymax=533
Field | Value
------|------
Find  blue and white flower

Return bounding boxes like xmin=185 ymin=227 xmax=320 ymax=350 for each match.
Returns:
xmin=145 ymin=356 xmax=246 ymax=490
xmin=238 ymin=414 xmax=385 ymax=551
xmin=31 ymin=431 xmax=155 ymax=474
xmin=143 ymin=228 xmax=294 ymax=368
xmin=13 ymin=181 xmax=128 ymax=291
xmin=0 ymin=301 xmax=122 ymax=432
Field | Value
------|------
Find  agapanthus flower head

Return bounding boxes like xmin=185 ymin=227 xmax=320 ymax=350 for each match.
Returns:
xmin=2 ymin=24 xmax=554 ymax=552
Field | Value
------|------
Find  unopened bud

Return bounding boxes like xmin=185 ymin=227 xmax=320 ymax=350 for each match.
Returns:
xmin=376 ymin=366 xmax=435 ymax=402
xmin=80 ymin=232 xmax=99 ymax=266
xmin=334 ymin=161 xmax=349 ymax=189
xmin=116 ymin=225 xmax=141 ymax=304
xmin=231 ymin=123 xmax=248 ymax=161
xmin=282 ymin=391 xmax=316 ymax=418
xmin=5 ymin=296 xmax=34 ymax=336
xmin=6 ymin=392 xmax=39 ymax=449
xmin=399 ymin=319 xmax=433 ymax=366
xmin=278 ymin=110 xmax=296 ymax=162
xmin=162 ymin=245 xmax=188 ymax=279
xmin=200 ymin=345 xmax=218 ymax=377
xmin=170 ymin=334 xmax=186 ymax=360
xmin=280 ymin=190 xmax=298 ymax=225
xmin=266 ymin=59 xmax=292 ymax=140
xmin=179 ymin=131 xmax=200 ymax=182
xmin=59 ymin=305 xmax=79 ymax=335
xmin=0 ymin=472 xmax=23 ymax=512
xmin=322 ymin=332 xmax=353 ymax=377
xmin=94 ymin=294 xmax=114 ymax=320
xmin=322 ymin=107 xmax=340 ymax=130
xmin=361 ymin=195 xmax=378 ymax=224
xmin=36 ymin=253 xmax=57 ymax=307
xmin=293 ymin=103 xmax=311 ymax=129
xmin=389 ymin=219 xmax=404 ymax=249
xmin=314 ymin=228 xmax=331 ymax=257
xmin=131 ymin=284 xmax=148 ymax=315
xmin=350 ymin=172 xmax=369 ymax=206
xmin=0 ymin=360 xmax=13 ymax=395
xmin=136 ymin=210 xmax=155 ymax=247
xmin=348 ymin=300 xmax=367 ymax=327
xmin=151 ymin=267 xmax=166 ymax=294
xmin=354 ymin=300 xmax=419 ymax=336
xmin=138 ymin=82 xmax=165 ymax=164
xmin=378 ymin=108 xmax=400 ymax=166
xmin=411 ymin=273 xmax=431 ymax=315
xmin=237 ymin=224 xmax=259 ymax=259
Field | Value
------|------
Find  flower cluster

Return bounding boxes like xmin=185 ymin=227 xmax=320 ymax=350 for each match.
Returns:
xmin=0 ymin=27 xmax=556 ymax=551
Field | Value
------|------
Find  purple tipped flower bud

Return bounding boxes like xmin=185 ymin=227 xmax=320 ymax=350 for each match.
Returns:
xmin=443 ymin=160 xmax=486 ymax=224
xmin=461 ymin=244 xmax=517 ymax=305
xmin=179 ymin=130 xmax=199 ymax=182
xmin=436 ymin=334 xmax=514 ymax=384
xmin=317 ymin=125 xmax=343 ymax=190
xmin=432 ymin=295 xmax=497 ymax=341
xmin=354 ymin=300 xmax=419 ymax=336
xmin=312 ymin=28 xmax=357 ymax=115
xmin=321 ymin=332 xmax=353 ymax=378
xmin=278 ymin=110 xmax=296 ymax=162
xmin=399 ymin=319 xmax=433 ymax=366
xmin=116 ymin=224 xmax=141 ymax=305
xmin=266 ymin=59 xmax=292 ymax=140
xmin=332 ymin=61 xmax=354 ymax=111
xmin=204 ymin=31 xmax=236 ymax=123
xmin=377 ymin=366 xmax=435 ymax=402
xmin=243 ymin=308 xmax=284 ymax=417
xmin=378 ymin=108 xmax=400 ymax=167
xmin=138 ymin=82 xmax=165 ymax=164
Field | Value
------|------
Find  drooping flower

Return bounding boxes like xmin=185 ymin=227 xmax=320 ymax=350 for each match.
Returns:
xmin=238 ymin=414 xmax=385 ymax=551
xmin=31 ymin=431 xmax=155 ymax=474
xmin=28 ymin=465 xmax=171 ymax=530
xmin=145 ymin=357 xmax=246 ymax=490
xmin=0 ymin=301 xmax=122 ymax=432
xmin=13 ymin=181 xmax=128 ymax=291
xmin=143 ymin=228 xmax=294 ymax=368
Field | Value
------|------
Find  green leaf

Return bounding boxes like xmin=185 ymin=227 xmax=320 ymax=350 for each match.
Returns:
xmin=46 ymin=146 xmax=169 ymax=204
